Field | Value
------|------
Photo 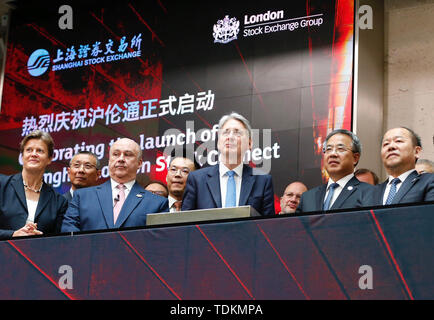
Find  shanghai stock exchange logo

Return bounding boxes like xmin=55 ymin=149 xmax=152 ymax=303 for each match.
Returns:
xmin=213 ymin=15 xmax=240 ymax=44
xmin=27 ymin=49 xmax=50 ymax=76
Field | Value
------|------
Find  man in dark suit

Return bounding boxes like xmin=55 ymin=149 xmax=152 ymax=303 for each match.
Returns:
xmin=61 ymin=138 xmax=168 ymax=232
xmin=374 ymin=127 xmax=434 ymax=205
xmin=63 ymin=151 xmax=101 ymax=202
xmin=296 ymin=129 xmax=375 ymax=213
xmin=182 ymin=112 xmax=275 ymax=215
xmin=166 ymin=156 xmax=197 ymax=212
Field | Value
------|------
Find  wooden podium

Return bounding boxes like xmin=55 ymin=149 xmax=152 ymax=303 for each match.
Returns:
xmin=146 ymin=205 xmax=260 ymax=226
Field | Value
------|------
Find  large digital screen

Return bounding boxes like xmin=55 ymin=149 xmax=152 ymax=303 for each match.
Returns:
xmin=0 ymin=0 xmax=355 ymax=213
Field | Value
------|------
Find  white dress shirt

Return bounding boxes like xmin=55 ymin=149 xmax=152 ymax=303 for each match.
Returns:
xmin=111 ymin=178 xmax=135 ymax=207
xmin=324 ymin=173 xmax=355 ymax=208
xmin=219 ymin=162 xmax=243 ymax=207
xmin=168 ymin=195 xmax=181 ymax=213
xmin=26 ymin=199 xmax=38 ymax=223
xmin=382 ymin=169 xmax=416 ymax=205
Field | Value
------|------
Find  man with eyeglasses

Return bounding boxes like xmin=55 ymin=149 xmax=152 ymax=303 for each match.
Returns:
xmin=166 ymin=157 xmax=196 ymax=212
xmin=145 ymin=181 xmax=169 ymax=198
xmin=64 ymin=151 xmax=101 ymax=202
xmin=296 ymin=129 xmax=375 ymax=213
xmin=182 ymin=112 xmax=275 ymax=216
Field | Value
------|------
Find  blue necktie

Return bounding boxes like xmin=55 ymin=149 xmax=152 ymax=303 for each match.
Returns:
xmin=225 ymin=171 xmax=236 ymax=207
xmin=385 ymin=178 xmax=401 ymax=205
xmin=323 ymin=182 xmax=339 ymax=210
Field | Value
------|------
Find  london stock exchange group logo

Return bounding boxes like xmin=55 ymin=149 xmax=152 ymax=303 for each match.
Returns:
xmin=213 ymin=15 xmax=240 ymax=44
xmin=27 ymin=49 xmax=50 ymax=77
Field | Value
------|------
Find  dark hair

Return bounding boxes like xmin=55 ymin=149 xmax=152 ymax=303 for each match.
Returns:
xmin=20 ymin=130 xmax=54 ymax=158
xmin=323 ymin=129 xmax=362 ymax=154
xmin=354 ymin=168 xmax=379 ymax=185
xmin=401 ymin=127 xmax=422 ymax=148
xmin=69 ymin=151 xmax=101 ymax=169
xmin=170 ymin=147 xmax=200 ymax=170
xmin=144 ymin=180 xmax=168 ymax=196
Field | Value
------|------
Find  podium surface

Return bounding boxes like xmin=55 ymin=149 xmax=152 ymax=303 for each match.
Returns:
xmin=0 ymin=203 xmax=433 ymax=299
xmin=146 ymin=205 xmax=260 ymax=226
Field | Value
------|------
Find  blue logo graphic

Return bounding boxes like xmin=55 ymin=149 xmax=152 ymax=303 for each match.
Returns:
xmin=27 ymin=49 xmax=50 ymax=76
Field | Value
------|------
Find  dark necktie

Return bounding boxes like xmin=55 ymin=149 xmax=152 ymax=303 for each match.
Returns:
xmin=323 ymin=182 xmax=339 ymax=210
xmin=385 ymin=178 xmax=401 ymax=205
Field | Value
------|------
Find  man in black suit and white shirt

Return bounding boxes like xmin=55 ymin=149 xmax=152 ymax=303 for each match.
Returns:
xmin=296 ymin=129 xmax=375 ymax=213
xmin=64 ymin=151 xmax=101 ymax=202
xmin=374 ymin=127 xmax=434 ymax=205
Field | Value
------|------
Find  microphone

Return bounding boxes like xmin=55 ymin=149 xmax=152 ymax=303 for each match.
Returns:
xmin=114 ymin=194 xmax=120 ymax=207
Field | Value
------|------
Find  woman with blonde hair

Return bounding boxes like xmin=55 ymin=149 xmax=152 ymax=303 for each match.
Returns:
xmin=0 ymin=130 xmax=67 ymax=239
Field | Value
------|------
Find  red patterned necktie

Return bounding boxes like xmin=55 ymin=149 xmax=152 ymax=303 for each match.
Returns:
xmin=173 ymin=201 xmax=182 ymax=212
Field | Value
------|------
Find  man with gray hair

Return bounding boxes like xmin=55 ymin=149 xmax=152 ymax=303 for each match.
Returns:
xmin=296 ymin=129 xmax=375 ymax=213
xmin=182 ymin=112 xmax=275 ymax=215
xmin=416 ymin=159 xmax=434 ymax=174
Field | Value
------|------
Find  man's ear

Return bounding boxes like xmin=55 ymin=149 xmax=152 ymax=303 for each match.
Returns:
xmin=353 ymin=152 xmax=360 ymax=166
xmin=414 ymin=146 xmax=422 ymax=161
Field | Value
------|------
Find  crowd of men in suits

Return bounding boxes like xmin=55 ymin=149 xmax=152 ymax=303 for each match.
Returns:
xmin=1 ymin=112 xmax=433 ymax=239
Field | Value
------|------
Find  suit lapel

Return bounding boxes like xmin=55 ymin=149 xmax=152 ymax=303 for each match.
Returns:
xmin=64 ymin=191 xmax=73 ymax=202
xmin=377 ymin=180 xmax=388 ymax=204
xmin=11 ymin=173 xmax=27 ymax=211
xmin=331 ymin=176 xmax=359 ymax=209
xmin=206 ymin=165 xmax=222 ymax=207
xmin=97 ymin=181 xmax=115 ymax=229
xmin=239 ymin=165 xmax=254 ymax=206
xmin=316 ymin=184 xmax=327 ymax=210
xmin=35 ymin=183 xmax=52 ymax=220
xmin=392 ymin=170 xmax=419 ymax=204
xmin=114 ymin=182 xmax=145 ymax=228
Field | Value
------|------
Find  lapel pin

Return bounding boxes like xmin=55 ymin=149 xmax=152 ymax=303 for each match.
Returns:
xmin=136 ymin=194 xmax=143 ymax=198
xmin=347 ymin=186 xmax=353 ymax=191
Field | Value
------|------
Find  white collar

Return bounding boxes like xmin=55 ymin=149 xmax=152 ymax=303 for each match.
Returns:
xmin=168 ymin=195 xmax=179 ymax=207
xmin=387 ymin=169 xmax=416 ymax=184
xmin=110 ymin=178 xmax=135 ymax=191
xmin=327 ymin=173 xmax=354 ymax=189
xmin=219 ymin=162 xmax=243 ymax=178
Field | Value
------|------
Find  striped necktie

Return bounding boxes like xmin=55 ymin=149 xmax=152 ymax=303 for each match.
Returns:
xmin=323 ymin=182 xmax=339 ymax=210
xmin=385 ymin=178 xmax=401 ymax=205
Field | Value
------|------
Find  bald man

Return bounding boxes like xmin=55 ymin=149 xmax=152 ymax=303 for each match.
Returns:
xmin=279 ymin=182 xmax=308 ymax=214
xmin=62 ymin=138 xmax=168 ymax=232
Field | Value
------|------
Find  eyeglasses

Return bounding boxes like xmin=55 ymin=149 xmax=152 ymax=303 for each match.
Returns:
xmin=220 ymin=129 xmax=246 ymax=137
xmin=150 ymin=190 xmax=167 ymax=196
xmin=168 ymin=166 xmax=190 ymax=176
xmin=323 ymin=145 xmax=354 ymax=154
xmin=70 ymin=162 xmax=97 ymax=170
